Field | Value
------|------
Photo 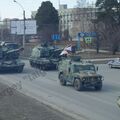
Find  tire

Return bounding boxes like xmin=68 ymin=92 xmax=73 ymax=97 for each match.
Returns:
xmin=95 ymin=82 xmax=102 ymax=91
xmin=59 ymin=73 xmax=66 ymax=86
xmin=55 ymin=64 xmax=58 ymax=70
xmin=17 ymin=66 xmax=23 ymax=73
xmin=74 ymin=78 xmax=83 ymax=91
xmin=41 ymin=65 xmax=46 ymax=70
xmin=30 ymin=61 xmax=33 ymax=67
xmin=109 ymin=64 xmax=113 ymax=68
xmin=38 ymin=65 xmax=45 ymax=70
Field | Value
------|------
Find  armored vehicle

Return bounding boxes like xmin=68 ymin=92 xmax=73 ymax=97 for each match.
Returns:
xmin=58 ymin=56 xmax=103 ymax=91
xmin=0 ymin=42 xmax=25 ymax=73
xmin=29 ymin=44 xmax=62 ymax=70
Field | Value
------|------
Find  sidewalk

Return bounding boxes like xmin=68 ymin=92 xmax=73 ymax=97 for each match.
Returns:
xmin=0 ymin=82 xmax=75 ymax=120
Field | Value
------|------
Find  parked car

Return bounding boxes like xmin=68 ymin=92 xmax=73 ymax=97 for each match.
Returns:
xmin=107 ymin=58 xmax=120 ymax=68
xmin=117 ymin=96 xmax=120 ymax=108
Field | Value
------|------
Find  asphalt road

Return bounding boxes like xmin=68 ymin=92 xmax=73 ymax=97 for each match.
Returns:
xmin=0 ymin=60 xmax=120 ymax=120
xmin=0 ymin=83 xmax=75 ymax=120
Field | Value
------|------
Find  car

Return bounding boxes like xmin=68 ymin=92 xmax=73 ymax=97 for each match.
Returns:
xmin=117 ymin=96 xmax=120 ymax=108
xmin=58 ymin=55 xmax=103 ymax=91
xmin=107 ymin=58 xmax=120 ymax=68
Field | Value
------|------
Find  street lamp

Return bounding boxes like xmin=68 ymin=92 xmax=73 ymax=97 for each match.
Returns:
xmin=58 ymin=0 xmax=60 ymax=9
xmin=13 ymin=0 xmax=25 ymax=48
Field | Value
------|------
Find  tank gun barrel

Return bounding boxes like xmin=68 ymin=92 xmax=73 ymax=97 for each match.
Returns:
xmin=6 ymin=47 xmax=24 ymax=54
xmin=2 ymin=46 xmax=24 ymax=60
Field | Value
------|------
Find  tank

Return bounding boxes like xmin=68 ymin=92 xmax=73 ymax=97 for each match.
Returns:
xmin=0 ymin=42 xmax=25 ymax=73
xmin=29 ymin=43 xmax=62 ymax=70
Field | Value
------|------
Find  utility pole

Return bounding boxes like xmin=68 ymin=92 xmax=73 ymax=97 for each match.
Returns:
xmin=13 ymin=0 xmax=26 ymax=48
xmin=58 ymin=0 xmax=60 ymax=9
xmin=23 ymin=10 xmax=25 ymax=48
xmin=0 ymin=21 xmax=3 ymax=41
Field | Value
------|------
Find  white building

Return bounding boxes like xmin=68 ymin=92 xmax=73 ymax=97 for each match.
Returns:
xmin=59 ymin=5 xmax=96 ymax=40
xmin=31 ymin=4 xmax=96 ymax=40
xmin=31 ymin=11 xmax=37 ymax=19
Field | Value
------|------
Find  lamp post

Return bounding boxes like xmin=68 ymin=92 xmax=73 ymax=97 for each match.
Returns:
xmin=13 ymin=0 xmax=25 ymax=48
xmin=58 ymin=0 xmax=60 ymax=9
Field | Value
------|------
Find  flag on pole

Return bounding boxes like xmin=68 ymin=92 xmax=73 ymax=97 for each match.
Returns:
xmin=64 ymin=45 xmax=72 ymax=52
xmin=60 ymin=50 xmax=68 ymax=56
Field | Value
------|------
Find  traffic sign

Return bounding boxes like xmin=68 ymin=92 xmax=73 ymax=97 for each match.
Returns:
xmin=52 ymin=34 xmax=60 ymax=41
xmin=84 ymin=37 xmax=92 ymax=44
xmin=78 ymin=32 xmax=97 ymax=37
xmin=78 ymin=32 xmax=85 ymax=37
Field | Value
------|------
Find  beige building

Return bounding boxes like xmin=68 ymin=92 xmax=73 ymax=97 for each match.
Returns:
xmin=31 ymin=11 xmax=37 ymax=19
xmin=31 ymin=5 xmax=96 ymax=40
xmin=59 ymin=5 xmax=96 ymax=40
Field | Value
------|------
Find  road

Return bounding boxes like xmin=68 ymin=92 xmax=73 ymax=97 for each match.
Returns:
xmin=0 ymin=60 xmax=120 ymax=120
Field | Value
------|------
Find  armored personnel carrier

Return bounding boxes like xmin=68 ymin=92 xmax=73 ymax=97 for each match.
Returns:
xmin=0 ymin=42 xmax=25 ymax=73
xmin=29 ymin=43 xmax=62 ymax=70
xmin=58 ymin=55 xmax=103 ymax=91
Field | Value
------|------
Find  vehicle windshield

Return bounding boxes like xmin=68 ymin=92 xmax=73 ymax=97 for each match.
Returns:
xmin=74 ymin=65 xmax=95 ymax=72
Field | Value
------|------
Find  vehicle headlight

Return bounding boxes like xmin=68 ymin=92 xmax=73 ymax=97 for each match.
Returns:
xmin=117 ymin=96 xmax=120 ymax=107
xmin=98 ymin=76 xmax=101 ymax=80
xmin=101 ymin=76 xmax=104 ymax=81
xmin=97 ymin=76 xmax=103 ymax=81
xmin=82 ymin=77 xmax=86 ymax=81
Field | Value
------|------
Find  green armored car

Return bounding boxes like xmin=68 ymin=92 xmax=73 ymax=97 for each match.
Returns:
xmin=58 ymin=56 xmax=103 ymax=91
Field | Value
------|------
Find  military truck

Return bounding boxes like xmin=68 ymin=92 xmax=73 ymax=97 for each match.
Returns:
xmin=0 ymin=42 xmax=25 ymax=73
xmin=29 ymin=44 xmax=62 ymax=70
xmin=58 ymin=56 xmax=103 ymax=91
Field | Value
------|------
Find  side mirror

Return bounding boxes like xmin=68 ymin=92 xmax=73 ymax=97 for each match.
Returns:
xmin=117 ymin=96 xmax=120 ymax=108
xmin=96 ymin=66 xmax=98 ymax=71
xmin=68 ymin=67 xmax=71 ymax=73
xmin=69 ymin=61 xmax=72 ymax=64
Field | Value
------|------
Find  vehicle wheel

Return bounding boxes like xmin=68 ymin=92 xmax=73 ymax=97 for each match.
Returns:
xmin=30 ymin=61 xmax=34 ymax=67
xmin=109 ymin=64 xmax=113 ymax=68
xmin=41 ymin=65 xmax=46 ymax=70
xmin=55 ymin=64 xmax=58 ymax=70
xmin=17 ymin=66 xmax=23 ymax=73
xmin=74 ymin=78 xmax=83 ymax=91
xmin=95 ymin=82 xmax=102 ymax=91
xmin=59 ymin=73 xmax=66 ymax=86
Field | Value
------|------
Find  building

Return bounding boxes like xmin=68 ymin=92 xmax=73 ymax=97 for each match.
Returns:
xmin=31 ymin=4 xmax=96 ymax=41
xmin=31 ymin=11 xmax=37 ymax=19
xmin=58 ymin=5 xmax=96 ymax=40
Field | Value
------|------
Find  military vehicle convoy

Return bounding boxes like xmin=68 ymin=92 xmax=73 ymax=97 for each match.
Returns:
xmin=29 ymin=44 xmax=62 ymax=70
xmin=0 ymin=42 xmax=25 ymax=73
xmin=58 ymin=56 xmax=103 ymax=91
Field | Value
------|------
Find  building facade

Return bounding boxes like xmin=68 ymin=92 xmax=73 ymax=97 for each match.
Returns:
xmin=31 ymin=5 xmax=96 ymax=41
xmin=58 ymin=5 xmax=96 ymax=40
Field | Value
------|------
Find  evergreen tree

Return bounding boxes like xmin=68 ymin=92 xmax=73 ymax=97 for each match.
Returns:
xmin=35 ymin=1 xmax=59 ymax=31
